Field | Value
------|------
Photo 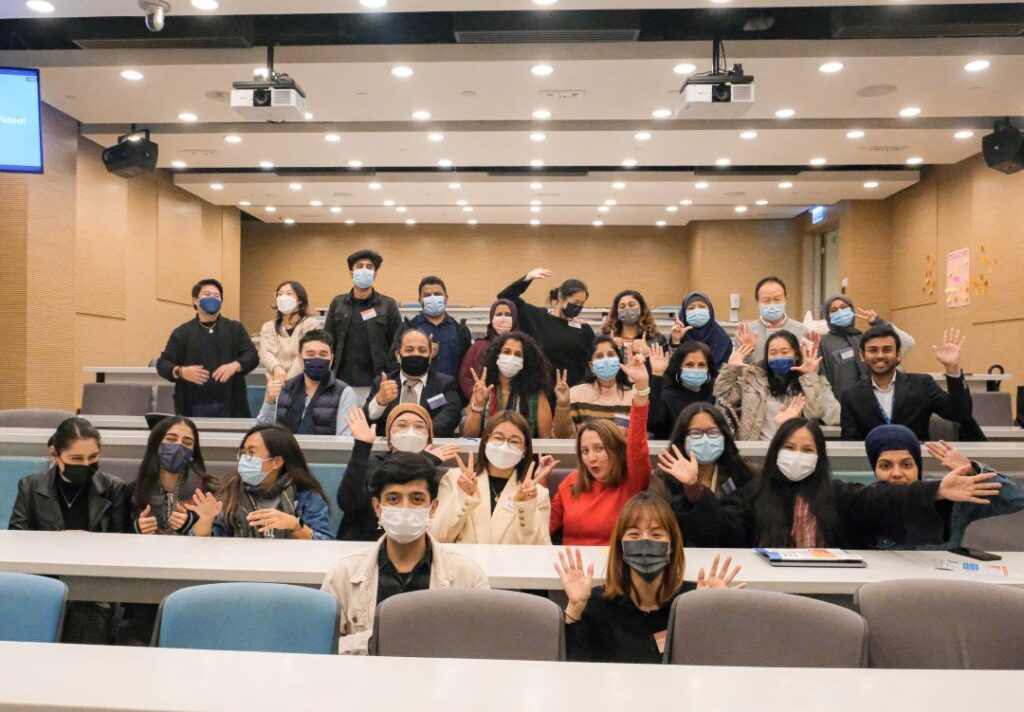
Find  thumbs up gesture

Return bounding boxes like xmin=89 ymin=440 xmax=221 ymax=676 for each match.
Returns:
xmin=376 ymin=372 xmax=399 ymax=406
xmin=137 ymin=504 xmax=159 ymax=535
xmin=264 ymin=372 xmax=284 ymax=404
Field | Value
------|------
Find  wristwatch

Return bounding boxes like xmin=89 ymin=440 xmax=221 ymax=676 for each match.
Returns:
xmin=470 ymin=404 xmax=485 ymax=413
xmin=172 ymin=366 xmax=182 ymax=381
xmin=633 ymin=386 xmax=651 ymax=397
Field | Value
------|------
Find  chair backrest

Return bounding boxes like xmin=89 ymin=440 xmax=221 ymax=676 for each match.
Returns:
xmin=0 ymin=572 xmax=67 ymax=643
xmin=665 ymin=589 xmax=866 ymax=667
xmin=155 ymin=582 xmax=339 ymax=654
xmin=961 ymin=508 xmax=1024 ymax=552
xmin=857 ymin=579 xmax=1024 ymax=669
xmin=928 ymin=414 xmax=959 ymax=442
xmin=971 ymin=392 xmax=1013 ymax=426
xmin=154 ymin=384 xmax=175 ymax=414
xmin=546 ymin=467 xmax=573 ymax=498
xmin=81 ymin=383 xmax=153 ymax=416
xmin=0 ymin=408 xmax=74 ymax=429
xmin=371 ymin=588 xmax=564 ymax=661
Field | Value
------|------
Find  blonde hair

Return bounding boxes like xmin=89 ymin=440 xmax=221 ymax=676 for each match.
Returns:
xmin=572 ymin=419 xmax=627 ymax=497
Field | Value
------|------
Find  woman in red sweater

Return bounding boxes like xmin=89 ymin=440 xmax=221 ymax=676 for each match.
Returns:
xmin=550 ymin=354 xmax=651 ymax=545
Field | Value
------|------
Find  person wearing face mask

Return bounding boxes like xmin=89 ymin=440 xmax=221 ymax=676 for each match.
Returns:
xmin=389 ymin=276 xmax=472 ymax=382
xmin=673 ymin=292 xmax=733 ymax=375
xmin=132 ymin=416 xmax=210 ymax=537
xmin=462 ymin=331 xmax=553 ymax=438
xmin=818 ymin=294 xmax=916 ymax=400
xmin=555 ymin=492 xmax=745 ymax=664
xmin=715 ymin=330 xmax=840 ymax=441
xmin=321 ymin=453 xmax=489 ymax=655
xmin=553 ymin=336 xmax=634 ymax=438
xmin=10 ymin=418 xmax=130 ymax=643
xmin=192 ymin=424 xmax=332 ymax=540
xmin=601 ymin=289 xmax=668 ymax=361
xmin=432 ymin=412 xmax=557 ymax=545
xmin=498 ymin=267 xmax=595 ymax=387
xmin=157 ymin=278 xmax=259 ymax=418
xmin=459 ymin=299 xmax=519 ymax=402
xmin=660 ymin=418 xmax=996 ymax=549
xmin=648 ymin=342 xmax=718 ymax=440
xmin=365 ymin=328 xmax=462 ymax=437
xmin=258 ymin=280 xmax=318 ymax=384
xmin=257 ymin=330 xmax=358 ymax=436
xmin=323 ymin=249 xmax=402 ymax=389
xmin=336 ymin=404 xmax=459 ymax=541
xmin=735 ymin=277 xmax=808 ymax=366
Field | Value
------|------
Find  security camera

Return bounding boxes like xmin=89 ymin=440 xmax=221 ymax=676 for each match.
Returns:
xmin=139 ymin=0 xmax=171 ymax=32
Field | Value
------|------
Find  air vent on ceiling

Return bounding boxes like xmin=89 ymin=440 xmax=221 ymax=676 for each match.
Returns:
xmin=454 ymin=11 xmax=641 ymax=44
xmin=831 ymin=6 xmax=1024 ymax=38
xmin=487 ymin=168 xmax=589 ymax=177
xmin=71 ymin=16 xmax=255 ymax=49
xmin=860 ymin=145 xmax=908 ymax=153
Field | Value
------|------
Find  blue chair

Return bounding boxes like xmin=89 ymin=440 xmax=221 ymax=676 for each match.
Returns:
xmin=154 ymin=582 xmax=339 ymax=654
xmin=0 ymin=573 xmax=68 ymax=643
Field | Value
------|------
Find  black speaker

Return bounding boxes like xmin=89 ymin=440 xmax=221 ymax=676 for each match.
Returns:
xmin=982 ymin=121 xmax=1024 ymax=175
xmin=102 ymin=131 xmax=159 ymax=178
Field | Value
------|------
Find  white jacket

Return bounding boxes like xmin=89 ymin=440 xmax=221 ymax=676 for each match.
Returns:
xmin=320 ymin=534 xmax=489 ymax=655
xmin=430 ymin=467 xmax=552 ymax=545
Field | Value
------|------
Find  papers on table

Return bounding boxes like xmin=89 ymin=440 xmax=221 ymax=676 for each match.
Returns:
xmin=755 ymin=548 xmax=868 ymax=568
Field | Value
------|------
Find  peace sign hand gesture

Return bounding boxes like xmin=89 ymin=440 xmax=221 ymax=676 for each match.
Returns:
xmin=657 ymin=443 xmax=699 ymax=486
xmin=554 ymin=369 xmax=571 ymax=405
xmin=696 ymin=554 xmax=746 ymax=590
xmin=470 ymin=367 xmax=494 ymax=409
xmin=514 ymin=462 xmax=540 ymax=502
xmin=856 ymin=307 xmax=879 ymax=325
xmin=454 ymin=452 xmax=478 ymax=497
xmin=791 ymin=340 xmax=821 ymax=375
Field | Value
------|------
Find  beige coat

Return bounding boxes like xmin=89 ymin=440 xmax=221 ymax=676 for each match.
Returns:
xmin=320 ymin=534 xmax=489 ymax=655
xmin=713 ymin=363 xmax=841 ymax=441
xmin=258 ymin=316 xmax=319 ymax=379
xmin=430 ymin=467 xmax=551 ymax=545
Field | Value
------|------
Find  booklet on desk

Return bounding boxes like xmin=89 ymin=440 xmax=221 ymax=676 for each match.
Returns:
xmin=755 ymin=548 xmax=868 ymax=568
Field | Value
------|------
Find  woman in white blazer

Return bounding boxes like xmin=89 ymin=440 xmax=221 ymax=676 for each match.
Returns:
xmin=259 ymin=280 xmax=319 ymax=382
xmin=431 ymin=411 xmax=556 ymax=545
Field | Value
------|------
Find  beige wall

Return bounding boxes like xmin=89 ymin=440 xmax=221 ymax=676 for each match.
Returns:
xmin=0 ymin=103 xmax=241 ymax=411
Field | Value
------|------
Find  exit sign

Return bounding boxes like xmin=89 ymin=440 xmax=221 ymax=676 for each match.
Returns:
xmin=810 ymin=205 xmax=826 ymax=224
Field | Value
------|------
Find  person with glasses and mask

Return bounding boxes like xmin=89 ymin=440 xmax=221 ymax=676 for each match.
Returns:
xmin=321 ymin=453 xmax=489 ymax=654
xmin=389 ymin=276 xmax=472 ymax=381
xmin=257 ymin=330 xmax=358 ymax=436
xmin=258 ymin=279 xmax=319 ymax=384
xmin=191 ymin=423 xmax=332 ymax=540
xmin=157 ymin=278 xmax=259 ymax=418
xmin=459 ymin=299 xmax=519 ymax=402
xmin=432 ymin=411 xmax=558 ymax=545
xmin=600 ymin=289 xmax=669 ymax=361
xmin=556 ymin=492 xmax=745 ymax=664
xmin=498 ymin=267 xmax=595 ymax=387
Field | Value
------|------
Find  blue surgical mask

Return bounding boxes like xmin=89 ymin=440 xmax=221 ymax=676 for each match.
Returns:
xmin=352 ymin=268 xmax=375 ymax=290
xmin=759 ymin=303 xmax=786 ymax=322
xmin=198 ymin=296 xmax=222 ymax=315
xmin=768 ymin=358 xmax=795 ymax=375
xmin=684 ymin=434 xmax=725 ymax=465
xmin=238 ymin=454 xmax=269 ymax=486
xmin=686 ymin=308 xmax=711 ymax=328
xmin=422 ymin=295 xmax=446 ymax=317
xmin=679 ymin=368 xmax=709 ymax=389
xmin=830 ymin=308 xmax=855 ymax=328
xmin=592 ymin=357 xmax=621 ymax=381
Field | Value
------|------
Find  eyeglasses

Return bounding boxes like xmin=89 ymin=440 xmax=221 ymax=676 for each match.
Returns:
xmin=686 ymin=428 xmax=723 ymax=439
xmin=488 ymin=434 xmax=525 ymax=449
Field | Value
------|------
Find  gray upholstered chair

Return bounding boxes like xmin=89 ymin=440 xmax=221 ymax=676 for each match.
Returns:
xmin=857 ymin=579 xmax=1024 ymax=669
xmin=971 ymin=392 xmax=1013 ymax=426
xmin=0 ymin=409 xmax=74 ymax=429
xmin=664 ymin=589 xmax=867 ymax=667
xmin=961 ymin=507 xmax=1024 ymax=552
xmin=81 ymin=383 xmax=153 ymax=416
xmin=154 ymin=384 xmax=175 ymax=414
xmin=370 ymin=588 xmax=564 ymax=661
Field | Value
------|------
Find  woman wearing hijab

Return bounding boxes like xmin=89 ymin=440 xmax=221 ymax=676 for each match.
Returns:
xmin=819 ymin=294 xmax=916 ymax=399
xmin=458 ymin=299 xmax=518 ymax=402
xmin=673 ymin=292 xmax=733 ymax=376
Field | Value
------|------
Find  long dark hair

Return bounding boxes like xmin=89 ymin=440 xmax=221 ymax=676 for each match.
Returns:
xmin=665 ymin=402 xmax=755 ymax=489
xmin=475 ymin=411 xmax=535 ymax=484
xmin=547 ymin=278 xmax=588 ymax=305
xmin=133 ymin=416 xmax=208 ymax=511
xmin=665 ymin=341 xmax=714 ymax=394
xmin=762 ymin=330 xmax=803 ymax=398
xmin=601 ymin=289 xmax=660 ymax=338
xmin=273 ymin=280 xmax=310 ymax=330
xmin=482 ymin=331 xmax=552 ymax=396
xmin=583 ymin=335 xmax=631 ymax=393
xmin=219 ymin=423 xmax=328 ymax=520
xmin=751 ymin=418 xmax=839 ymax=547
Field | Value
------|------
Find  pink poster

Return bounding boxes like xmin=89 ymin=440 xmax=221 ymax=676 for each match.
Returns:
xmin=945 ymin=248 xmax=970 ymax=308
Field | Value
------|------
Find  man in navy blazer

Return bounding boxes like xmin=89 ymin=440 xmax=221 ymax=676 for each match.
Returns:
xmin=364 ymin=328 xmax=462 ymax=437
xmin=840 ymin=325 xmax=973 ymax=441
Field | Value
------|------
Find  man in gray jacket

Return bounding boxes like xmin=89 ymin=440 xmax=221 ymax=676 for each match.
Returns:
xmin=739 ymin=276 xmax=808 ymax=362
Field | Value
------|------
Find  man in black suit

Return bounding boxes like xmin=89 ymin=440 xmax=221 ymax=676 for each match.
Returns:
xmin=364 ymin=328 xmax=462 ymax=437
xmin=840 ymin=324 xmax=972 ymax=441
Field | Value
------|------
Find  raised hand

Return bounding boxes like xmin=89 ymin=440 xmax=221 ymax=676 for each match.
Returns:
xmin=774 ymin=394 xmax=807 ymax=427
xmin=736 ymin=322 xmax=756 ymax=351
xmin=137 ymin=504 xmax=158 ymax=535
xmin=425 ymin=444 xmax=461 ymax=463
xmin=696 ymin=554 xmax=747 ymax=590
xmin=657 ymin=443 xmax=699 ymax=486
xmin=856 ymin=307 xmax=879 ymax=325
xmin=514 ymin=462 xmax=539 ymax=502
xmin=346 ymin=407 xmax=377 ymax=444
xmin=727 ymin=342 xmax=755 ymax=368
xmin=247 ymin=508 xmax=300 ymax=535
xmin=925 ymin=440 xmax=972 ymax=473
xmin=454 ymin=452 xmax=478 ymax=497
xmin=185 ymin=489 xmax=222 ymax=521
xmin=553 ymin=369 xmax=571 ymax=405
xmin=212 ymin=361 xmax=241 ymax=384
xmin=554 ymin=548 xmax=595 ymax=608
xmin=533 ymin=455 xmax=558 ymax=486
xmin=670 ymin=317 xmax=692 ymax=345
xmin=470 ymin=367 xmax=494 ymax=409
xmin=932 ymin=328 xmax=965 ymax=374
xmin=791 ymin=340 xmax=821 ymax=375
xmin=526 ymin=267 xmax=553 ymax=282
xmin=937 ymin=464 xmax=1001 ymax=505
xmin=376 ymin=372 xmax=399 ymax=405
xmin=264 ymin=372 xmax=284 ymax=403
xmin=168 ymin=503 xmax=189 ymax=532
xmin=179 ymin=365 xmax=210 ymax=386
xmin=630 ymin=339 xmax=652 ymax=358
xmin=649 ymin=342 xmax=669 ymax=377
xmin=619 ymin=353 xmax=649 ymax=390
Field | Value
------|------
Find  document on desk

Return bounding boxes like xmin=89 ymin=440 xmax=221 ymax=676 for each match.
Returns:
xmin=935 ymin=560 xmax=1010 ymax=577
xmin=755 ymin=548 xmax=868 ymax=568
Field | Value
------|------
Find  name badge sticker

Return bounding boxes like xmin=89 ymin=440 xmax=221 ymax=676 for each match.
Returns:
xmin=501 ymin=497 xmax=517 ymax=514
xmin=839 ymin=348 xmax=856 ymax=361
xmin=426 ymin=393 xmax=447 ymax=410
xmin=567 ymin=321 xmax=582 ymax=329
xmin=360 ymin=308 xmax=377 ymax=321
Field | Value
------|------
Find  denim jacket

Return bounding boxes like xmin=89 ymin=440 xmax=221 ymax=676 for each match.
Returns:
xmin=211 ymin=489 xmax=334 ymax=540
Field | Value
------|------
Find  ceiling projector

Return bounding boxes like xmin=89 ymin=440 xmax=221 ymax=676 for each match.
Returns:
xmin=675 ymin=40 xmax=755 ymax=119
xmin=231 ymin=72 xmax=307 ymax=122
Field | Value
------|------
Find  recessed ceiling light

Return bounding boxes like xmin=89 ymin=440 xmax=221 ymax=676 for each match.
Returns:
xmin=810 ymin=157 xmax=827 ymax=166
xmin=391 ymin=66 xmax=414 ymax=78
xmin=965 ymin=59 xmax=990 ymax=72
xmin=468 ymin=219 xmax=478 ymax=225
xmin=360 ymin=0 xmax=387 ymax=8
xmin=673 ymin=63 xmax=697 ymax=75
xmin=120 ymin=70 xmax=144 ymax=81
xmin=530 ymin=132 xmax=547 ymax=142
xmin=864 ymin=181 xmax=879 ymax=189
xmin=592 ymin=220 xmax=604 ymax=227
xmin=529 ymin=199 xmax=542 ymax=206
xmin=449 ymin=182 xmax=462 ymax=189
xmin=324 ymin=133 xmax=342 ymax=142
xmin=529 ymin=159 xmax=545 ymax=167
xmin=284 ymin=218 xmax=295 ymax=225
xmin=177 ymin=112 xmax=198 ymax=122
xmin=170 ymin=160 xmax=187 ymax=169
xmin=265 ymin=206 xmax=277 ymax=213
xmin=612 ymin=181 xmax=626 ymax=190
xmin=656 ymin=220 xmax=667 ymax=227
xmin=238 ymin=200 xmax=251 ymax=206
xmin=622 ymin=158 xmax=638 ymax=167
xmin=396 ymin=206 xmax=407 ymax=213
xmin=715 ymin=157 xmax=732 ymax=166
xmin=652 ymin=108 xmax=672 ymax=119
xmin=906 ymin=156 xmax=924 ymax=165
xmin=348 ymin=159 xmax=363 ymax=168
xmin=210 ymin=183 xmax=223 ymax=191
xmin=778 ymin=181 xmax=793 ymax=189
xmin=740 ymin=130 xmax=758 ymax=140
xmin=253 ymin=67 xmax=270 ymax=80
xmin=680 ymin=199 xmax=693 ymax=206
xmin=457 ymin=199 xmax=469 ymax=206
xmin=846 ymin=130 xmax=865 ymax=139
xmin=533 ymin=0 xmax=558 ymax=5
xmin=532 ymin=64 xmax=554 ymax=77
xmin=26 ymin=1 xmax=56 ymax=13
xmin=954 ymin=130 xmax=975 ymax=140
xmin=604 ymin=199 xmax=617 ymax=206
xmin=775 ymin=108 xmax=795 ymax=119
xmin=899 ymin=106 xmax=921 ymax=117
xmin=755 ymin=199 xmax=769 ymax=206
xmin=819 ymin=61 xmax=844 ymax=74
xmin=304 ymin=112 xmax=314 ymax=120
xmin=695 ymin=182 xmax=709 ymax=189
xmin=597 ymin=206 xmax=609 ymax=213
xmin=532 ymin=109 xmax=552 ymax=120
xmin=666 ymin=206 xmax=678 ymax=213
xmin=735 ymin=206 xmax=748 ymax=213
xmin=383 ymin=199 xmax=396 ymax=207
xmin=530 ymin=206 xmax=541 ymax=213
xmin=224 ymin=135 xmax=242 ymax=143
xmin=438 ymin=158 xmax=454 ymax=168
xmin=427 ymin=132 xmax=444 ymax=142
xmin=412 ymin=110 xmax=431 ymax=120
xmin=530 ymin=219 xmax=541 ymax=226
xmin=332 ymin=207 xmax=343 ymax=214
xmin=258 ymin=160 xmax=274 ymax=169
xmin=634 ymin=131 xmax=652 ymax=141
xmin=344 ymin=219 xmax=355 ymax=225
xmin=289 ymin=183 xmax=303 ymax=191
xmin=368 ymin=182 xmax=382 ymax=190
xmin=530 ymin=182 xmax=543 ymax=190
xmin=310 ymin=200 xmax=323 ymax=207
xmin=405 ymin=219 xmax=417 ymax=225
xmin=710 ymin=0 xmax=731 ymax=3
xmin=191 ymin=0 xmax=219 ymax=9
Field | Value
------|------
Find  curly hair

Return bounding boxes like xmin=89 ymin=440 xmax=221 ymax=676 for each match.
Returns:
xmin=601 ymin=289 xmax=660 ymax=339
xmin=482 ymin=330 xmax=553 ymax=396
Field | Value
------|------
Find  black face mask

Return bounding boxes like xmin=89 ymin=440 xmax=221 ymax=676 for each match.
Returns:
xmin=621 ymin=539 xmax=671 ymax=582
xmin=563 ymin=302 xmax=584 ymax=319
xmin=303 ymin=357 xmax=332 ymax=382
xmin=59 ymin=461 xmax=98 ymax=486
xmin=400 ymin=354 xmax=431 ymax=378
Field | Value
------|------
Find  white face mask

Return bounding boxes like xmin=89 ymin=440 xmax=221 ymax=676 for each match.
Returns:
xmin=496 ymin=354 xmax=524 ymax=379
xmin=276 ymin=294 xmax=298 ymax=315
xmin=390 ymin=428 xmax=428 ymax=454
xmin=776 ymin=450 xmax=819 ymax=482
xmin=379 ymin=506 xmax=431 ymax=544
xmin=485 ymin=441 xmax=525 ymax=470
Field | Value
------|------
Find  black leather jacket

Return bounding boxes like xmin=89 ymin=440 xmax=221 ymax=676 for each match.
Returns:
xmin=9 ymin=467 xmax=131 ymax=532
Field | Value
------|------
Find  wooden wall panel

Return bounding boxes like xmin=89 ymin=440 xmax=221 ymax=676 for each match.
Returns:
xmin=836 ymin=200 xmax=894 ymax=317
xmin=890 ymin=172 xmax=938 ymax=311
xmin=220 ymin=208 xmax=242 ymax=320
xmin=0 ymin=174 xmax=29 ymax=408
xmin=156 ymin=175 xmax=203 ymax=306
xmin=970 ymin=157 xmax=1024 ymax=325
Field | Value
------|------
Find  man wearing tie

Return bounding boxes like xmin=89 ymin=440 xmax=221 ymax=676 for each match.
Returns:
xmin=364 ymin=329 xmax=462 ymax=437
